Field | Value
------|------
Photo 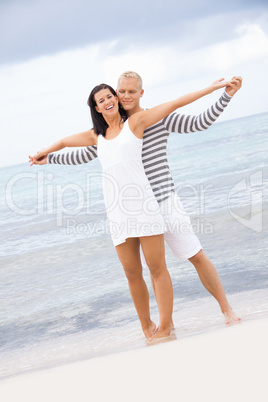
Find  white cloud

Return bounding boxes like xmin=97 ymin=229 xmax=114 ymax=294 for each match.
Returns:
xmin=101 ymin=48 xmax=168 ymax=88
xmin=203 ymin=23 xmax=268 ymax=71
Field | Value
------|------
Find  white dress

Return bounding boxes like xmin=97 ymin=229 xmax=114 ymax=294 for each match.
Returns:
xmin=97 ymin=120 xmax=165 ymax=246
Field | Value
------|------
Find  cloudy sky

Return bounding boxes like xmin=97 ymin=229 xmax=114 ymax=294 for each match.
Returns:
xmin=1 ymin=0 xmax=268 ymax=167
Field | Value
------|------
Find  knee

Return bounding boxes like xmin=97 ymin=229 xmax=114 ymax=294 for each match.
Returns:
xmin=123 ymin=264 xmax=142 ymax=283
xmin=146 ymin=259 xmax=166 ymax=278
xmin=188 ymin=249 xmax=205 ymax=265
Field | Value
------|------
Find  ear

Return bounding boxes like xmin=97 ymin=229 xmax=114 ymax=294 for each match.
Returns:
xmin=140 ymin=89 xmax=144 ymax=98
xmin=95 ymin=105 xmax=101 ymax=113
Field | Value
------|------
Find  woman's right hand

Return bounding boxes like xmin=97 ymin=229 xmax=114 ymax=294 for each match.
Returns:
xmin=28 ymin=150 xmax=48 ymax=166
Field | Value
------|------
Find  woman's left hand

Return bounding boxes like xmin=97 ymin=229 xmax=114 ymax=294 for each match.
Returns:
xmin=225 ymin=76 xmax=243 ymax=96
xmin=210 ymin=78 xmax=230 ymax=91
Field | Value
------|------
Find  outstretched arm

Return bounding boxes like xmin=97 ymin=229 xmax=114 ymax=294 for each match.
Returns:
xmin=29 ymin=129 xmax=97 ymax=166
xmin=163 ymin=91 xmax=231 ymax=134
xmin=48 ymin=145 xmax=98 ymax=165
xmin=159 ymin=76 xmax=242 ymax=134
xmin=129 ymin=78 xmax=233 ymax=138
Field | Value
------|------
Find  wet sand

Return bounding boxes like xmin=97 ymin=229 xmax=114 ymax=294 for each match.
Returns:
xmin=1 ymin=317 xmax=267 ymax=402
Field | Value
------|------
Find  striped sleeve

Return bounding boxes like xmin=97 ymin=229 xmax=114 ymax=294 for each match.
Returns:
xmin=162 ymin=91 xmax=232 ymax=134
xmin=47 ymin=145 xmax=98 ymax=165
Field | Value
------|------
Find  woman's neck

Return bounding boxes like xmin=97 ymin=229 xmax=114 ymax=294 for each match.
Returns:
xmin=105 ymin=114 xmax=122 ymax=129
xmin=104 ymin=114 xmax=124 ymax=138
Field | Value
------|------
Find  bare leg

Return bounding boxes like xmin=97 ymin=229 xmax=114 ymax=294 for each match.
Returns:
xmin=115 ymin=238 xmax=156 ymax=338
xmin=140 ymin=245 xmax=175 ymax=329
xmin=189 ymin=249 xmax=241 ymax=324
xmin=149 ymin=272 xmax=175 ymax=330
xmin=140 ymin=234 xmax=173 ymax=340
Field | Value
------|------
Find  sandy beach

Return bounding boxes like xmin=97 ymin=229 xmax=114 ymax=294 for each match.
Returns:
xmin=1 ymin=317 xmax=267 ymax=402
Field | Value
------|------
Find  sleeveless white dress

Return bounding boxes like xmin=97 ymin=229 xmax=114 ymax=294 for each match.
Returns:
xmin=97 ymin=120 xmax=165 ymax=246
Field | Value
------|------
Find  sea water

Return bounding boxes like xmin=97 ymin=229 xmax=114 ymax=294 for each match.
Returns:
xmin=1 ymin=112 xmax=268 ymax=379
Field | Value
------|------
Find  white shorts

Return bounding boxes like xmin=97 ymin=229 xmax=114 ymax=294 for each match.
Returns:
xmin=141 ymin=192 xmax=202 ymax=265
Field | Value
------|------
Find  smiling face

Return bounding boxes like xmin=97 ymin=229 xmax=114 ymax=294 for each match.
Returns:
xmin=94 ymin=88 xmax=119 ymax=117
xmin=117 ymin=78 xmax=144 ymax=115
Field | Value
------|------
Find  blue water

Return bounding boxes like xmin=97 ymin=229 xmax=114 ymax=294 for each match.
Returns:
xmin=1 ymin=112 xmax=268 ymax=379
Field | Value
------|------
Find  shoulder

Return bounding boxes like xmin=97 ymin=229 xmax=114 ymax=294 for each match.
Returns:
xmin=88 ymin=128 xmax=98 ymax=145
xmin=128 ymin=111 xmax=146 ymax=137
xmin=128 ymin=110 xmax=145 ymax=126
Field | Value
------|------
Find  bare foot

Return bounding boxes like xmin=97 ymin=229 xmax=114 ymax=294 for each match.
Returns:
xmin=146 ymin=326 xmax=171 ymax=344
xmin=142 ymin=321 xmax=157 ymax=339
xmin=224 ymin=308 xmax=241 ymax=325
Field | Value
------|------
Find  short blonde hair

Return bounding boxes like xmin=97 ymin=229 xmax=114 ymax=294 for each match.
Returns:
xmin=117 ymin=71 xmax=143 ymax=89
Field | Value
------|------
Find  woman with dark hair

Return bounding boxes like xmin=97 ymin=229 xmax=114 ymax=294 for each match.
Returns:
xmin=29 ymin=78 xmax=230 ymax=341
xmin=87 ymin=84 xmax=127 ymax=134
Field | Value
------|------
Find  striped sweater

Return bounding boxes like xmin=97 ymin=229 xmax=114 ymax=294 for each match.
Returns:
xmin=48 ymin=91 xmax=232 ymax=203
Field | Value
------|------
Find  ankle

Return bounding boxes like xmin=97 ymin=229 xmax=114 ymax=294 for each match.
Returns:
xmin=141 ymin=320 xmax=156 ymax=338
xmin=157 ymin=323 xmax=171 ymax=336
